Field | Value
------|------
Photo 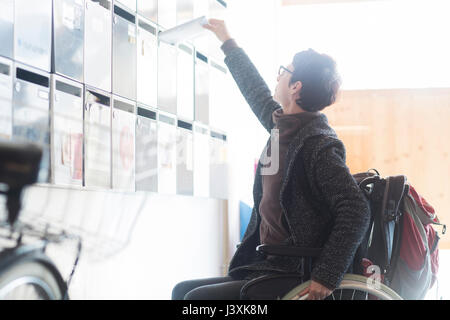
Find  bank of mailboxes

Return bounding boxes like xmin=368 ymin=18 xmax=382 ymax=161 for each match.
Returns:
xmin=0 ymin=57 xmax=13 ymax=141
xmin=51 ymin=74 xmax=84 ymax=186
xmin=12 ymin=63 xmax=51 ymax=183
xmin=1 ymin=0 xmax=230 ymax=199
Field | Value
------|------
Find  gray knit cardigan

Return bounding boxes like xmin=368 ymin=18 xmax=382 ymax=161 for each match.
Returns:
xmin=224 ymin=47 xmax=371 ymax=290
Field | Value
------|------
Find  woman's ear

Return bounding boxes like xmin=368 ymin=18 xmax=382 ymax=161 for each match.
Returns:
xmin=290 ymin=81 xmax=302 ymax=94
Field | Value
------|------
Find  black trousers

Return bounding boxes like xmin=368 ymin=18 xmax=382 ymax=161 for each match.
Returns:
xmin=171 ymin=276 xmax=248 ymax=300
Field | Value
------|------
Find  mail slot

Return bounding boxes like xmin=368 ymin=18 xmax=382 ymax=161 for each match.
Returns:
xmin=209 ymin=129 xmax=228 ymax=199
xmin=84 ymin=87 xmax=111 ymax=188
xmin=176 ymin=118 xmax=193 ymax=195
xmin=53 ymin=0 xmax=85 ymax=82
xmin=51 ymin=74 xmax=84 ymax=186
xmin=12 ymin=64 xmax=51 ymax=183
xmin=137 ymin=17 xmax=157 ymax=107
xmin=195 ymin=51 xmax=209 ymax=125
xmin=112 ymin=95 xmax=136 ymax=191
xmin=177 ymin=0 xmax=193 ymax=25
xmin=158 ymin=0 xmax=176 ymax=29
xmin=135 ymin=105 xmax=158 ymax=192
xmin=84 ymin=0 xmax=112 ymax=92
xmin=193 ymin=122 xmax=209 ymax=197
xmin=116 ymin=0 xmax=136 ymax=12
xmin=0 ymin=0 xmax=14 ymax=60
xmin=14 ymin=0 xmax=52 ymax=72
xmin=209 ymin=59 xmax=228 ymax=130
xmin=0 ymin=57 xmax=13 ymax=140
xmin=157 ymin=39 xmax=177 ymax=114
xmin=137 ymin=0 xmax=157 ymax=24
xmin=157 ymin=111 xmax=177 ymax=194
xmin=113 ymin=3 xmax=137 ymax=100
xmin=177 ymin=43 xmax=194 ymax=120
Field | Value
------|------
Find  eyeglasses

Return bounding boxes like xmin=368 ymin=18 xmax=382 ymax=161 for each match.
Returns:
xmin=278 ymin=65 xmax=293 ymax=76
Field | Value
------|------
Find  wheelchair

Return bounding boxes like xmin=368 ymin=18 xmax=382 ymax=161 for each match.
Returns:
xmin=239 ymin=244 xmax=402 ymax=300
xmin=239 ymin=172 xmax=410 ymax=300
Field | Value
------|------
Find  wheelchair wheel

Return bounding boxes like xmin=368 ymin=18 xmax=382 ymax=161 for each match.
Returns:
xmin=0 ymin=247 xmax=67 ymax=300
xmin=281 ymin=274 xmax=403 ymax=300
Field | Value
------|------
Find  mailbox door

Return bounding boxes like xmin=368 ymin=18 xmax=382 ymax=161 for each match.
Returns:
xmin=84 ymin=0 xmax=112 ymax=92
xmin=209 ymin=131 xmax=228 ymax=199
xmin=112 ymin=96 xmax=136 ymax=191
xmin=113 ymin=4 xmax=137 ymax=100
xmin=176 ymin=120 xmax=193 ymax=195
xmin=176 ymin=0 xmax=193 ymax=25
xmin=194 ymin=52 xmax=209 ymax=125
xmin=177 ymin=44 xmax=194 ymax=120
xmin=137 ymin=0 xmax=158 ymax=24
xmin=14 ymin=0 xmax=52 ymax=72
xmin=135 ymin=106 xmax=158 ymax=192
xmin=12 ymin=65 xmax=51 ymax=183
xmin=116 ymin=0 xmax=136 ymax=12
xmin=157 ymin=41 xmax=177 ymax=114
xmin=0 ymin=0 xmax=14 ymax=59
xmin=158 ymin=0 xmax=176 ymax=29
xmin=193 ymin=124 xmax=209 ymax=197
xmin=84 ymin=88 xmax=111 ymax=188
xmin=209 ymin=60 xmax=228 ymax=130
xmin=51 ymin=75 xmax=84 ymax=186
xmin=157 ymin=113 xmax=176 ymax=194
xmin=53 ymin=0 xmax=85 ymax=82
xmin=0 ymin=57 xmax=13 ymax=140
xmin=137 ymin=17 xmax=157 ymax=107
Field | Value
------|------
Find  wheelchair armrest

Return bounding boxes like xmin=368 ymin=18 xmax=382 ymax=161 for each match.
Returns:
xmin=256 ymin=244 xmax=322 ymax=258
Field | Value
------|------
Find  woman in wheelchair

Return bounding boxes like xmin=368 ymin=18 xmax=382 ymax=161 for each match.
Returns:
xmin=172 ymin=19 xmax=372 ymax=300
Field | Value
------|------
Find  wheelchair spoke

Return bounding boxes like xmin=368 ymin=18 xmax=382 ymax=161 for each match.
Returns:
xmin=351 ymin=290 xmax=356 ymax=300
xmin=339 ymin=289 xmax=343 ymax=300
xmin=331 ymin=292 xmax=336 ymax=300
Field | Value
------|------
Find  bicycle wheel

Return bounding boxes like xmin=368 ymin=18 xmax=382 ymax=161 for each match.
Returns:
xmin=282 ymin=274 xmax=403 ymax=300
xmin=0 ymin=246 xmax=67 ymax=300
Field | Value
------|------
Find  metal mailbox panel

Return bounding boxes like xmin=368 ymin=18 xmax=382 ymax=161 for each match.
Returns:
xmin=0 ymin=0 xmax=14 ymax=59
xmin=116 ymin=0 xmax=136 ymax=12
xmin=112 ymin=96 xmax=136 ymax=191
xmin=157 ymin=112 xmax=177 ymax=194
xmin=137 ymin=0 xmax=157 ymax=24
xmin=176 ymin=0 xmax=193 ymax=25
xmin=53 ymin=0 xmax=85 ymax=82
xmin=193 ymin=124 xmax=209 ymax=197
xmin=0 ymin=57 xmax=13 ymax=141
xmin=177 ymin=43 xmax=194 ymax=120
xmin=158 ymin=0 xmax=176 ymax=29
xmin=157 ymin=41 xmax=177 ymax=114
xmin=176 ymin=119 xmax=193 ymax=195
xmin=209 ymin=131 xmax=228 ymax=199
xmin=14 ymin=0 xmax=52 ymax=72
xmin=84 ymin=87 xmax=111 ymax=188
xmin=194 ymin=51 xmax=209 ymax=125
xmin=137 ymin=17 xmax=157 ymax=107
xmin=209 ymin=60 xmax=228 ymax=130
xmin=84 ymin=0 xmax=112 ymax=92
xmin=113 ymin=4 xmax=137 ymax=100
xmin=12 ymin=64 xmax=51 ymax=183
xmin=135 ymin=106 xmax=158 ymax=192
xmin=51 ymin=75 xmax=84 ymax=186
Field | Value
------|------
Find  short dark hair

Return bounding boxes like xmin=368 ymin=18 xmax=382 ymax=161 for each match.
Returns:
xmin=290 ymin=48 xmax=341 ymax=112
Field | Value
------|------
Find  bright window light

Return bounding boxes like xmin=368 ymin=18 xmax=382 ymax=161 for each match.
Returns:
xmin=277 ymin=0 xmax=450 ymax=89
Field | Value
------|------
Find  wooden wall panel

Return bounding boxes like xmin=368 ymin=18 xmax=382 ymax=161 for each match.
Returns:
xmin=324 ymin=88 xmax=450 ymax=249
